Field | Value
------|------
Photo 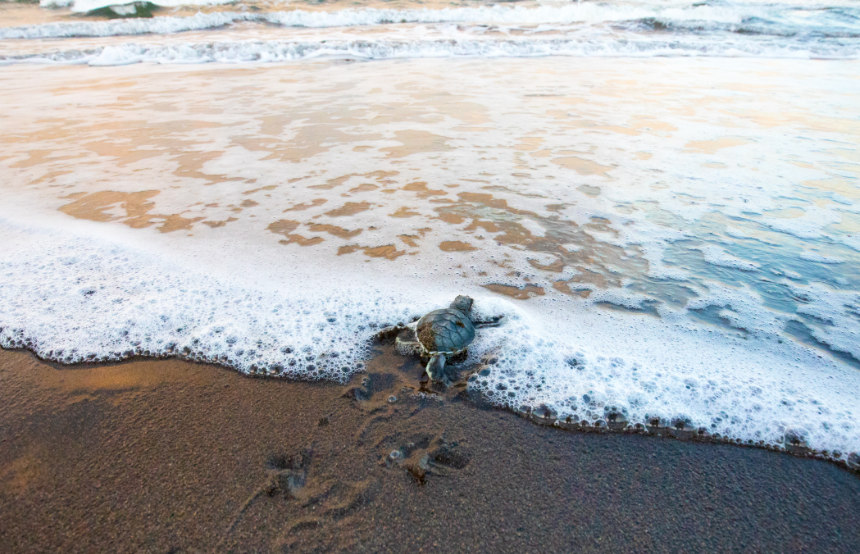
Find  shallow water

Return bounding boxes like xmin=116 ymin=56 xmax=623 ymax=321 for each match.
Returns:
xmin=1 ymin=1 xmax=859 ymax=461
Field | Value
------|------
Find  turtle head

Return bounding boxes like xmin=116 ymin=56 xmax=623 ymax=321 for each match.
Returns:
xmin=450 ymin=295 xmax=473 ymax=314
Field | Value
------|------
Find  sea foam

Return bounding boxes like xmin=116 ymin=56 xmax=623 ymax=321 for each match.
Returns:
xmin=2 ymin=33 xmax=856 ymax=68
xmin=1 ymin=213 xmax=857 ymax=462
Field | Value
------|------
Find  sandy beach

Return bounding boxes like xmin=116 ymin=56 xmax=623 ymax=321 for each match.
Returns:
xmin=2 ymin=2 xmax=860 ymax=551
xmin=1 ymin=346 xmax=858 ymax=552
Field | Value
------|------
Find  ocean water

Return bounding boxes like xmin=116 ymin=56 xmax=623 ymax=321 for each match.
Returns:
xmin=0 ymin=1 xmax=858 ymax=462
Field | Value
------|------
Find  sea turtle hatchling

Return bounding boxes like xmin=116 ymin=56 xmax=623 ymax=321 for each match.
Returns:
xmin=376 ymin=295 xmax=502 ymax=385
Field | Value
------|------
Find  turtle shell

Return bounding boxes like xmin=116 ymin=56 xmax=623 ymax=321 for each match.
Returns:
xmin=416 ymin=308 xmax=476 ymax=355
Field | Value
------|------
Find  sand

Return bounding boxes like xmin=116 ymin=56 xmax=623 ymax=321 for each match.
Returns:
xmin=1 ymin=345 xmax=858 ymax=552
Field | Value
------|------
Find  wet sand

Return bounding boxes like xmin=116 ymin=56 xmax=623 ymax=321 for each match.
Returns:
xmin=1 ymin=346 xmax=858 ymax=552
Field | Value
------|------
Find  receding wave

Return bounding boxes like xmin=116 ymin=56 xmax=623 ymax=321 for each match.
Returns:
xmin=2 ymin=35 xmax=856 ymax=66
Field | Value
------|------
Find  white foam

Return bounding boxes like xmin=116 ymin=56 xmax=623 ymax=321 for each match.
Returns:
xmin=2 ymin=2 xmax=857 ymax=64
xmin=88 ymin=44 xmax=143 ymax=66
xmin=686 ymin=283 xmax=785 ymax=336
xmin=0 ymin=215 xmax=444 ymax=379
xmin=2 ymin=213 xmax=857 ymax=461
xmin=18 ymin=3 xmax=754 ymax=33
xmin=698 ymin=244 xmax=761 ymax=271
xmin=519 ymin=218 xmax=547 ymax=238
xmin=41 ymin=0 xmax=236 ymax=12
xmin=2 ymin=12 xmax=252 ymax=40
xmin=0 ymin=1 xmax=856 ymax=69
xmin=1 ymin=36 xmax=831 ymax=67
xmin=640 ymin=241 xmax=691 ymax=281
xmin=789 ymin=282 xmax=860 ymax=361
xmin=762 ymin=205 xmax=843 ymax=240
xmin=799 ymin=251 xmax=846 ymax=264
xmin=589 ymin=288 xmax=654 ymax=312
xmin=469 ymin=288 xmax=859 ymax=460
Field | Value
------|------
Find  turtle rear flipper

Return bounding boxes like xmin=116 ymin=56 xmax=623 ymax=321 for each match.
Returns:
xmin=373 ymin=323 xmax=408 ymax=342
xmin=394 ymin=329 xmax=422 ymax=356
xmin=425 ymin=354 xmax=446 ymax=382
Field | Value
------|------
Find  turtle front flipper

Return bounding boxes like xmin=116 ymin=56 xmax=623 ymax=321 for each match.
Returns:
xmin=425 ymin=354 xmax=446 ymax=383
xmin=473 ymin=315 xmax=504 ymax=328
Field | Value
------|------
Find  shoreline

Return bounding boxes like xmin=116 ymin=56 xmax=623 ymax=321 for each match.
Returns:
xmin=9 ymin=342 xmax=860 ymax=475
xmin=2 ymin=346 xmax=858 ymax=551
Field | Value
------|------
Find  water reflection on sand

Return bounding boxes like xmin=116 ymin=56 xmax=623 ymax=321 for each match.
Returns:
xmin=1 ymin=56 xmax=858 ymax=365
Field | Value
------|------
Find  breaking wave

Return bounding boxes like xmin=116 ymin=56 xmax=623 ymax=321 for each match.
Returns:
xmin=2 ymin=34 xmax=857 ymax=66
xmin=4 ymin=2 xmax=860 ymax=42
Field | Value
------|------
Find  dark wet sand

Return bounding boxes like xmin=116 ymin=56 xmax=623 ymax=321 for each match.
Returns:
xmin=1 ymin=347 xmax=858 ymax=553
